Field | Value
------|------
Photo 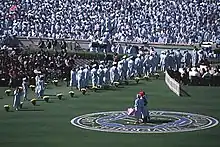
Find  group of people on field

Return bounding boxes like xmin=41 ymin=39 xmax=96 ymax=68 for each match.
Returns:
xmin=12 ymin=71 xmax=45 ymax=110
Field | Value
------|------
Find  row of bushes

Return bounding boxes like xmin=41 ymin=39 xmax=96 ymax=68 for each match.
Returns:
xmin=22 ymin=48 xmax=125 ymax=60
xmin=20 ymin=46 xmax=220 ymax=62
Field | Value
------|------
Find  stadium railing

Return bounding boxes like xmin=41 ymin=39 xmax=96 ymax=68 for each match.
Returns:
xmin=165 ymin=71 xmax=181 ymax=96
xmin=16 ymin=36 xmax=198 ymax=51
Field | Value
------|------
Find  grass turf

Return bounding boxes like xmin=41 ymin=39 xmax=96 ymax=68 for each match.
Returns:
xmin=0 ymin=79 xmax=219 ymax=147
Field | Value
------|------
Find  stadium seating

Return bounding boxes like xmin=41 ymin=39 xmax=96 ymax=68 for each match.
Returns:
xmin=0 ymin=0 xmax=219 ymax=44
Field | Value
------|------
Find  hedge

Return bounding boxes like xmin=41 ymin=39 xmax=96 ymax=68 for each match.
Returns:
xmin=22 ymin=48 xmax=124 ymax=60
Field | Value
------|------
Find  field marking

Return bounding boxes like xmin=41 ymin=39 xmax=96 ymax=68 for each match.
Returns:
xmin=70 ymin=110 xmax=219 ymax=134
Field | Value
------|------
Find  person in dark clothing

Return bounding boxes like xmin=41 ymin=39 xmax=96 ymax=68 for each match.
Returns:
xmin=52 ymin=39 xmax=58 ymax=50
xmin=46 ymin=39 xmax=52 ymax=49
xmin=90 ymin=59 xmax=99 ymax=68
xmin=61 ymin=40 xmax=67 ymax=49
xmin=38 ymin=38 xmax=45 ymax=48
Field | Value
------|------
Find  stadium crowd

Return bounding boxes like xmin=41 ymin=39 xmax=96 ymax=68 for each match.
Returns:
xmin=1 ymin=0 xmax=220 ymax=44
xmin=168 ymin=65 xmax=220 ymax=86
xmin=0 ymin=48 xmax=76 ymax=87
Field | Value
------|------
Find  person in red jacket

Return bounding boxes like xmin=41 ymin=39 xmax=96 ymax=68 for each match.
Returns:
xmin=139 ymin=90 xmax=150 ymax=122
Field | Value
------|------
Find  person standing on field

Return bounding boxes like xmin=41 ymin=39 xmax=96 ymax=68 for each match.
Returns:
xmin=22 ymin=77 xmax=28 ymax=101
xmin=91 ymin=64 xmax=98 ymax=87
xmin=37 ymin=76 xmax=45 ymax=98
xmin=134 ymin=94 xmax=142 ymax=124
xmin=70 ymin=68 xmax=77 ymax=89
xmin=13 ymin=87 xmax=22 ymax=111
xmin=77 ymin=66 xmax=84 ymax=90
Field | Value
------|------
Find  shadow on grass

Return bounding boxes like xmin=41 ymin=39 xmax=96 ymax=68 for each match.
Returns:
xmin=6 ymin=94 xmax=14 ymax=97
xmin=6 ymin=110 xmax=14 ymax=112
xmin=53 ymin=85 xmax=62 ymax=87
xmin=36 ymin=99 xmax=45 ymax=101
xmin=180 ymin=88 xmax=191 ymax=97
xmin=67 ymin=96 xmax=79 ymax=99
xmin=44 ymin=94 xmax=57 ymax=96
xmin=0 ymin=97 xmax=3 ymax=99
xmin=94 ymin=88 xmax=121 ymax=93
xmin=118 ymin=86 xmax=125 ymax=88
xmin=48 ymin=101 xmax=55 ymax=103
xmin=81 ymin=93 xmax=90 ymax=96
xmin=149 ymin=119 xmax=173 ymax=124
xmin=19 ymin=109 xmax=44 ymax=112
xmin=58 ymin=98 xmax=67 ymax=101
xmin=125 ymin=82 xmax=146 ymax=86
xmin=47 ymin=97 xmax=59 ymax=99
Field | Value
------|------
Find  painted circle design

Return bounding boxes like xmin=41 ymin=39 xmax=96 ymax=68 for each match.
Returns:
xmin=70 ymin=111 xmax=219 ymax=133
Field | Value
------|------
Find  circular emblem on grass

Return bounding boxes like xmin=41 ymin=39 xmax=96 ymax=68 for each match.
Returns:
xmin=70 ymin=111 xmax=218 ymax=133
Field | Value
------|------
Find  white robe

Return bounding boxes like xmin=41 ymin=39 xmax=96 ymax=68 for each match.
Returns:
xmin=70 ymin=70 xmax=76 ymax=87
xmin=97 ymin=68 xmax=104 ymax=86
xmin=110 ymin=66 xmax=119 ymax=83
xmin=91 ymin=68 xmax=98 ymax=87
xmin=103 ymin=67 xmax=110 ymax=84
xmin=77 ymin=69 xmax=84 ymax=89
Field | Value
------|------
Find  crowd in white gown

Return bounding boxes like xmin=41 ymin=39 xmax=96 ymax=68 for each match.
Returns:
xmin=69 ymin=47 xmax=218 ymax=90
xmin=10 ymin=46 xmax=220 ymax=111
xmin=1 ymin=0 xmax=220 ymax=44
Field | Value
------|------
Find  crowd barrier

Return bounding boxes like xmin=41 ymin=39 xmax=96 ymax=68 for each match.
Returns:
xmin=165 ymin=71 xmax=181 ymax=96
xmin=15 ymin=36 xmax=200 ymax=51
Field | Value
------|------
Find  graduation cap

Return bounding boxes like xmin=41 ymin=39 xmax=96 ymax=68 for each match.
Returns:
xmin=34 ymin=70 xmax=41 ymax=74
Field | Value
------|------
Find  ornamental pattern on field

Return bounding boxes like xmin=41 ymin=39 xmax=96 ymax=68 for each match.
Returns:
xmin=70 ymin=111 xmax=219 ymax=134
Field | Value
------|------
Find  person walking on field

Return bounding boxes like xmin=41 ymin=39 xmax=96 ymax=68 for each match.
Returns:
xmin=37 ymin=76 xmax=45 ymax=98
xmin=134 ymin=94 xmax=143 ymax=124
xmin=91 ymin=64 xmax=98 ymax=87
xmin=139 ymin=91 xmax=150 ymax=123
xmin=22 ymin=77 xmax=28 ymax=101
xmin=70 ymin=68 xmax=77 ymax=89
xmin=13 ymin=87 xmax=22 ymax=111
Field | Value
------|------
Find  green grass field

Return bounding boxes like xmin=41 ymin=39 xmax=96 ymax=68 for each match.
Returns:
xmin=0 ymin=79 xmax=219 ymax=147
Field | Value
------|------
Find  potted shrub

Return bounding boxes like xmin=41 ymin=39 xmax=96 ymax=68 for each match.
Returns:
xmin=44 ymin=82 xmax=48 ymax=88
xmin=4 ymin=105 xmax=10 ymax=112
xmin=5 ymin=89 xmax=11 ymax=96
xmin=29 ymin=85 xmax=35 ymax=91
xmin=43 ymin=96 xmax=50 ymax=102
xmin=113 ymin=82 xmax=120 ymax=87
xmin=143 ymin=75 xmax=150 ymax=81
xmin=56 ymin=93 xmax=63 ymax=100
xmin=154 ymin=73 xmax=160 ymax=79
xmin=31 ymin=99 xmax=37 ymax=106
xmin=81 ymin=88 xmax=87 ymax=95
xmin=20 ymin=102 xmax=24 ymax=109
xmin=69 ymin=91 xmax=75 ymax=97
xmin=134 ymin=77 xmax=140 ymax=84
xmin=53 ymin=80 xmax=59 ymax=86
xmin=92 ymin=86 xmax=98 ymax=92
